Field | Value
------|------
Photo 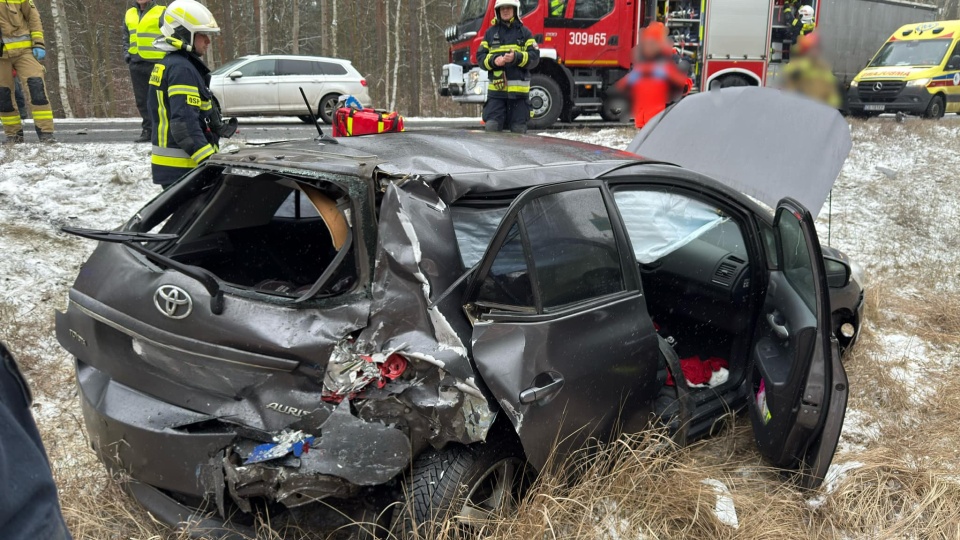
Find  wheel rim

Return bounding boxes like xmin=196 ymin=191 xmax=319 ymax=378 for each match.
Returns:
xmin=528 ymin=87 xmax=551 ymax=119
xmin=933 ymin=100 xmax=943 ymax=117
xmin=322 ymin=97 xmax=338 ymax=119
xmin=455 ymin=457 xmax=526 ymax=526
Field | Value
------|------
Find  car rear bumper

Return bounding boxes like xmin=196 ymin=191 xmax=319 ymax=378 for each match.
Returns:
xmin=847 ymin=85 xmax=934 ymax=115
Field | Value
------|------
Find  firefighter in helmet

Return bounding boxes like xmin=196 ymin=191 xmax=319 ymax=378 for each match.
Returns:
xmin=477 ymin=0 xmax=541 ymax=133
xmin=147 ymin=0 xmax=236 ymax=187
xmin=782 ymin=32 xmax=841 ymax=109
xmin=0 ymin=0 xmax=55 ymax=143
xmin=788 ymin=5 xmax=817 ymax=45
xmin=125 ymin=0 xmax=168 ymax=143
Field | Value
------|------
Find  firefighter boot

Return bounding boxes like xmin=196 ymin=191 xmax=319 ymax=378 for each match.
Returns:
xmin=5 ymin=129 xmax=24 ymax=144
xmin=36 ymin=128 xmax=56 ymax=143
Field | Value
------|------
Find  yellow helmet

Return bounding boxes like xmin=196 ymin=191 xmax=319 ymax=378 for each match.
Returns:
xmin=161 ymin=0 xmax=220 ymax=47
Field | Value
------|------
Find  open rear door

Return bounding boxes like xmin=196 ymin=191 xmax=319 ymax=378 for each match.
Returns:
xmin=749 ymin=198 xmax=848 ymax=489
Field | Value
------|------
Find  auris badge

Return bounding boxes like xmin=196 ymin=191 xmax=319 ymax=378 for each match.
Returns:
xmin=154 ymin=285 xmax=193 ymax=320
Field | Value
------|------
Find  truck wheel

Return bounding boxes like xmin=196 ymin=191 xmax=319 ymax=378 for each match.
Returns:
xmin=924 ymin=95 xmax=945 ymax=119
xmin=395 ymin=439 xmax=530 ymax=534
xmin=601 ymin=97 xmax=627 ymax=122
xmin=528 ymin=74 xmax=563 ymax=129
xmin=710 ymin=74 xmax=752 ymax=90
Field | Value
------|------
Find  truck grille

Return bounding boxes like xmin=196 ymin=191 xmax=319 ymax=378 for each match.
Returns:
xmin=858 ymin=80 xmax=905 ymax=103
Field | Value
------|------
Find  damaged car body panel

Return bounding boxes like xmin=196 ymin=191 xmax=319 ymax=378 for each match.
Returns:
xmin=55 ymin=134 xmax=641 ymax=516
xmin=55 ymin=119 xmax=858 ymax=531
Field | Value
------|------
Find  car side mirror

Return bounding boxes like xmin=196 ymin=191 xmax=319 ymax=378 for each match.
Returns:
xmin=947 ymin=55 xmax=960 ymax=71
xmin=824 ymin=256 xmax=851 ymax=288
xmin=229 ymin=71 xmax=243 ymax=80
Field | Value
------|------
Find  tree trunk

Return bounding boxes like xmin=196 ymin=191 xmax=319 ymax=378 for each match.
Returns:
xmin=422 ymin=0 xmax=440 ymax=111
xmin=292 ymin=0 xmax=300 ymax=54
xmin=256 ymin=0 xmax=268 ymax=54
xmin=332 ymin=0 xmax=339 ymax=56
xmin=320 ymin=0 xmax=330 ymax=54
xmin=390 ymin=0 xmax=402 ymax=111
xmin=48 ymin=0 xmax=73 ymax=117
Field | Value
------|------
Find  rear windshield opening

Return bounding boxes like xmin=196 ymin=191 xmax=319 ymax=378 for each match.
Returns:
xmin=127 ymin=168 xmax=357 ymax=300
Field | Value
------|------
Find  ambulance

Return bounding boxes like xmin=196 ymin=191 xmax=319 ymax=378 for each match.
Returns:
xmin=847 ymin=21 xmax=960 ymax=119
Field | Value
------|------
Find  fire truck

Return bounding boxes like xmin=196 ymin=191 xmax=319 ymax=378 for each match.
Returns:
xmin=438 ymin=0 xmax=934 ymax=128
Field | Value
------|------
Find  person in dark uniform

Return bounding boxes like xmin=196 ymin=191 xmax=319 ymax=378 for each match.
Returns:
xmin=0 ymin=342 xmax=72 ymax=540
xmin=147 ymin=0 xmax=235 ymax=187
xmin=477 ymin=0 xmax=541 ymax=133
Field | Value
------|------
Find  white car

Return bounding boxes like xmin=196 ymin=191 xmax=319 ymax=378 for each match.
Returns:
xmin=209 ymin=55 xmax=373 ymax=124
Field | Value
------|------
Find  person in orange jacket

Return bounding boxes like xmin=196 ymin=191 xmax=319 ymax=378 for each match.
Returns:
xmin=616 ymin=23 xmax=691 ymax=129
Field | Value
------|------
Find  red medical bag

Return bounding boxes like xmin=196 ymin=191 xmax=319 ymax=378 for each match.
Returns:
xmin=333 ymin=108 xmax=405 ymax=137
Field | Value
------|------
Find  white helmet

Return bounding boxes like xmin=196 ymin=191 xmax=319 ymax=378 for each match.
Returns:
xmin=799 ymin=5 xmax=815 ymax=24
xmin=494 ymin=0 xmax=522 ymax=17
xmin=161 ymin=0 xmax=220 ymax=48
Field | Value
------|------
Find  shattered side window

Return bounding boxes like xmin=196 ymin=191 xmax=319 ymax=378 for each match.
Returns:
xmin=477 ymin=223 xmax=535 ymax=309
xmin=521 ymin=188 xmax=624 ymax=310
xmin=452 ymin=206 xmax=509 ymax=268
xmin=614 ymin=190 xmax=729 ymax=265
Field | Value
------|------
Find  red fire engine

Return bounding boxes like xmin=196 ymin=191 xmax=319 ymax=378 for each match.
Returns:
xmin=439 ymin=0 xmax=821 ymax=128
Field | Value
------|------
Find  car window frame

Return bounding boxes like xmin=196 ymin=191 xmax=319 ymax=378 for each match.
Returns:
xmin=467 ymin=180 xmax=641 ymax=323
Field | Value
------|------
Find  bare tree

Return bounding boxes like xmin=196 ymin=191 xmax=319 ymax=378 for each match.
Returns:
xmin=292 ymin=0 xmax=300 ymax=54
xmin=48 ymin=0 xmax=74 ymax=117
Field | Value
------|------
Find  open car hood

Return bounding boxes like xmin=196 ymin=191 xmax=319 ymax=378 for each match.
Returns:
xmin=626 ymin=87 xmax=852 ymax=217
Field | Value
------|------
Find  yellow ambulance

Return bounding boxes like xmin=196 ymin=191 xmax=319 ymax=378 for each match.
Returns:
xmin=847 ymin=21 xmax=960 ymax=118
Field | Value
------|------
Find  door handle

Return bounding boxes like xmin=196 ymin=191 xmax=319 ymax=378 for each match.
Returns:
xmin=767 ymin=311 xmax=790 ymax=340
xmin=519 ymin=376 xmax=564 ymax=404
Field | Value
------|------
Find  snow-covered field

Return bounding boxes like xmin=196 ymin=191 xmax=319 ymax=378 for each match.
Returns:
xmin=1 ymin=121 xmax=959 ymax=538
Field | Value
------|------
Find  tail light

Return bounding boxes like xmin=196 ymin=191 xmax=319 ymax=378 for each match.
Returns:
xmin=360 ymin=79 xmax=367 ymax=87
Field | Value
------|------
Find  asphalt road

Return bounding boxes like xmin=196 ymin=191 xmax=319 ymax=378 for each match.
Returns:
xmin=27 ymin=116 xmax=625 ymax=144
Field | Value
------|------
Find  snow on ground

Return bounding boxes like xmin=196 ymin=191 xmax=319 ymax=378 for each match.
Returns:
xmin=1 ymin=120 xmax=959 ymax=537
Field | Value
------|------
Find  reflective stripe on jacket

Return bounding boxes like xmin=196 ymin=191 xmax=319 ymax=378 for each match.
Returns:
xmin=0 ymin=0 xmax=45 ymax=55
xmin=147 ymin=49 xmax=219 ymax=185
xmin=477 ymin=17 xmax=540 ymax=99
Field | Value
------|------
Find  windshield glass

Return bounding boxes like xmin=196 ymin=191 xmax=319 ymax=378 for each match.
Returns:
xmin=869 ymin=39 xmax=951 ymax=67
xmin=211 ymin=57 xmax=251 ymax=76
xmin=461 ymin=0 xmax=489 ymax=22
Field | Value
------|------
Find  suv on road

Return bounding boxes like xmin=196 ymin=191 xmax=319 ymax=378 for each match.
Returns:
xmin=210 ymin=55 xmax=372 ymax=124
xmin=57 ymin=88 xmax=862 ymax=537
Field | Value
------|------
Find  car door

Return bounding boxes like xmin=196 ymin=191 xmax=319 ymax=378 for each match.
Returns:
xmin=464 ymin=180 xmax=661 ymax=470
xmin=220 ymin=58 xmax=278 ymax=114
xmin=749 ymin=198 xmax=848 ymax=489
xmin=276 ymin=58 xmax=324 ymax=113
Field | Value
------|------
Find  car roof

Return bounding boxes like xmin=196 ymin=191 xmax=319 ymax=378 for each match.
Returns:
xmin=234 ymin=54 xmax=352 ymax=64
xmin=212 ymin=131 xmax=643 ymax=202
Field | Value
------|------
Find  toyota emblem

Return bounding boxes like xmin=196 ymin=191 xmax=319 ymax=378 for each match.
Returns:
xmin=873 ymin=82 xmax=884 ymax=92
xmin=154 ymin=285 xmax=193 ymax=320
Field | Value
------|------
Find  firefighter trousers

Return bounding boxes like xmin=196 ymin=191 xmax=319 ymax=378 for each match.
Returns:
xmin=0 ymin=49 xmax=54 ymax=138
xmin=129 ymin=61 xmax=154 ymax=132
xmin=483 ymin=96 xmax=530 ymax=134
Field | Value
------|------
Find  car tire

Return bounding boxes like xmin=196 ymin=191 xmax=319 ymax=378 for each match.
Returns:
xmin=395 ymin=435 xmax=530 ymax=535
xmin=317 ymin=93 xmax=341 ymax=125
xmin=297 ymin=115 xmax=316 ymax=124
xmin=924 ymin=94 xmax=945 ymax=119
xmin=528 ymin=74 xmax=563 ymax=129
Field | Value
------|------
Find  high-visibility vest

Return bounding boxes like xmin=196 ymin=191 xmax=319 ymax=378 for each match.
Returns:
xmin=125 ymin=7 xmax=140 ymax=56
xmin=136 ymin=6 xmax=167 ymax=62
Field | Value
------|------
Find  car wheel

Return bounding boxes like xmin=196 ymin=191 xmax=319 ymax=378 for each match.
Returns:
xmin=317 ymin=93 xmax=341 ymax=125
xmin=396 ymin=437 xmax=530 ymax=534
xmin=924 ymin=94 xmax=945 ymax=119
xmin=297 ymin=115 xmax=316 ymax=124
xmin=527 ymin=74 xmax=563 ymax=129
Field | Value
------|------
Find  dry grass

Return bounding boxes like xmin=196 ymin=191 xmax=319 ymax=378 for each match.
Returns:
xmin=3 ymin=120 xmax=960 ymax=539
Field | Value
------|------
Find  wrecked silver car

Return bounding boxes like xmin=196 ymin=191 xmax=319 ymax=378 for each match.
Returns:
xmin=56 ymin=88 xmax=862 ymax=535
